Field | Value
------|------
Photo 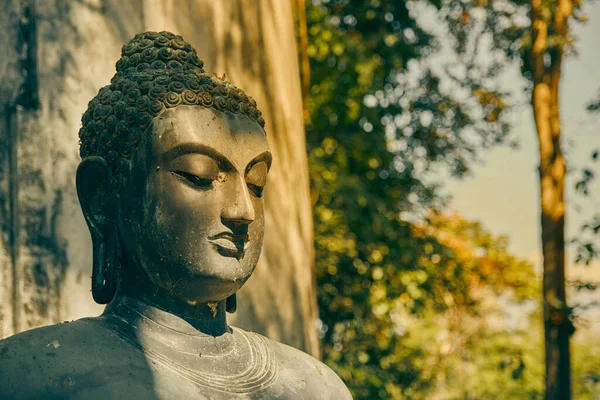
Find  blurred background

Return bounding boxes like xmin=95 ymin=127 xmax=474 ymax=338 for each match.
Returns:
xmin=1 ymin=0 xmax=600 ymax=399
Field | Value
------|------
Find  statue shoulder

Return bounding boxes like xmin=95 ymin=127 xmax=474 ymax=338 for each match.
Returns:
xmin=0 ymin=318 xmax=99 ymax=363
xmin=239 ymin=329 xmax=352 ymax=400
xmin=0 ymin=319 xmax=93 ymax=397
xmin=0 ymin=318 xmax=154 ymax=399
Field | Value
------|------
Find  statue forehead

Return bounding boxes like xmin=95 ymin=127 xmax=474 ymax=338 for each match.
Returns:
xmin=151 ymin=106 xmax=270 ymax=164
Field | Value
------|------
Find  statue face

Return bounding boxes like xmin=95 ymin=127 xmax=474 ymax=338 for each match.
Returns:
xmin=118 ymin=106 xmax=271 ymax=303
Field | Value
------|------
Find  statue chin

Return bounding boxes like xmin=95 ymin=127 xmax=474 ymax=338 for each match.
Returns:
xmin=143 ymin=269 xmax=250 ymax=304
xmin=0 ymin=31 xmax=352 ymax=399
xmin=122 ymin=234 xmax=261 ymax=304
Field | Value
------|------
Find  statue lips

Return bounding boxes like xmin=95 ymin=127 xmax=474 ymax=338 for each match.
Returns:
xmin=208 ymin=232 xmax=248 ymax=259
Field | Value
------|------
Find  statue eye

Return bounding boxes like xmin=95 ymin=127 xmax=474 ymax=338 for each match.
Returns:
xmin=171 ymin=171 xmax=213 ymax=189
xmin=247 ymin=183 xmax=264 ymax=198
xmin=245 ymin=161 xmax=267 ymax=198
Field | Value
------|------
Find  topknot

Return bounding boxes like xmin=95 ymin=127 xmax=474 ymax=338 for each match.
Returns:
xmin=79 ymin=31 xmax=265 ymax=177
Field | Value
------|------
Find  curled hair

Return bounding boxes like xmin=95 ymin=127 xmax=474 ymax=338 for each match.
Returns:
xmin=79 ymin=31 xmax=265 ymax=176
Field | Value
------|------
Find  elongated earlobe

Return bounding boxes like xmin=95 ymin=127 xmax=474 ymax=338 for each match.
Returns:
xmin=226 ymin=293 xmax=237 ymax=313
xmin=90 ymin=230 xmax=118 ymax=304
xmin=77 ymin=156 xmax=118 ymax=304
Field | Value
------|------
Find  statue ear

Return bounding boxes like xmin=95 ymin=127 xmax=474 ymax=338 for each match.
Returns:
xmin=226 ymin=293 xmax=237 ymax=313
xmin=76 ymin=156 xmax=118 ymax=304
xmin=76 ymin=156 xmax=114 ymax=233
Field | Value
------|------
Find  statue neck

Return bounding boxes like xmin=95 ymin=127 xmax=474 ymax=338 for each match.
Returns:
xmin=112 ymin=269 xmax=230 ymax=337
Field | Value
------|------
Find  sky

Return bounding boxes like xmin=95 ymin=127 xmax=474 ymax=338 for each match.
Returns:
xmin=444 ymin=2 xmax=600 ymax=276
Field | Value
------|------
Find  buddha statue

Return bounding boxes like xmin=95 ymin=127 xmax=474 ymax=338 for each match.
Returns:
xmin=0 ymin=31 xmax=351 ymax=399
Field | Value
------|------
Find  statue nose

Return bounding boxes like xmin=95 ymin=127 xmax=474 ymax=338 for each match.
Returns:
xmin=221 ymin=177 xmax=255 ymax=226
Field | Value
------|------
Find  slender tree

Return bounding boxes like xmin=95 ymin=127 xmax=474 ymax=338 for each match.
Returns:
xmin=432 ymin=0 xmax=586 ymax=396
xmin=530 ymin=1 xmax=575 ymax=397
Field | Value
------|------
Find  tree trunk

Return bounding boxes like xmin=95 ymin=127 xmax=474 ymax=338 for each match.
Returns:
xmin=530 ymin=0 xmax=572 ymax=398
xmin=0 ymin=0 xmax=319 ymax=357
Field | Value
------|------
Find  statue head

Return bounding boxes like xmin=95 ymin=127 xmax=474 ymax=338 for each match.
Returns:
xmin=76 ymin=31 xmax=271 ymax=310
